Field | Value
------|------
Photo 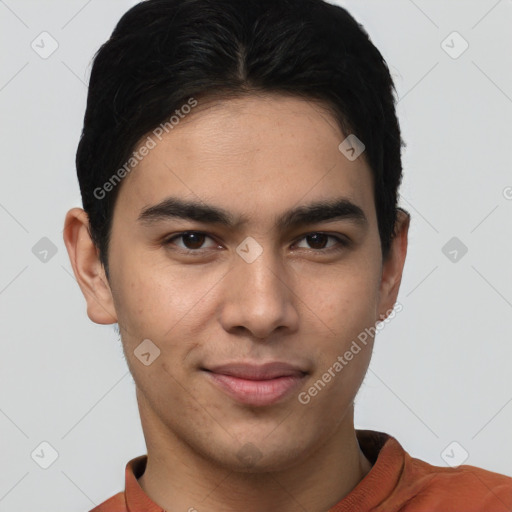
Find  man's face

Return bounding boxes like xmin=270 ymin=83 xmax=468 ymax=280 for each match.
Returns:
xmin=98 ymin=94 xmax=396 ymax=470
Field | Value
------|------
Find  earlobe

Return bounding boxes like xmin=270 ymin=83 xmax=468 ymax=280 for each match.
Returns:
xmin=62 ymin=207 xmax=118 ymax=325
xmin=377 ymin=209 xmax=410 ymax=321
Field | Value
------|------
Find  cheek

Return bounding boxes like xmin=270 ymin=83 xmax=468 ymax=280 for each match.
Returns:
xmin=294 ymin=256 xmax=381 ymax=381
xmin=297 ymin=261 xmax=380 ymax=331
xmin=110 ymin=257 xmax=225 ymax=380
xmin=111 ymin=257 xmax=207 ymax=335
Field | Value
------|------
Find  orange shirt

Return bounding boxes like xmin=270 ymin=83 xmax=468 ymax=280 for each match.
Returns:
xmin=90 ymin=430 xmax=512 ymax=512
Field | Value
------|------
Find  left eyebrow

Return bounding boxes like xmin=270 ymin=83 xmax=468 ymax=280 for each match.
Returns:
xmin=137 ymin=196 xmax=368 ymax=231
xmin=276 ymin=198 xmax=368 ymax=231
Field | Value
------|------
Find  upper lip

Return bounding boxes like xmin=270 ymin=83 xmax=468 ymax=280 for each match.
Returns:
xmin=203 ymin=362 xmax=307 ymax=380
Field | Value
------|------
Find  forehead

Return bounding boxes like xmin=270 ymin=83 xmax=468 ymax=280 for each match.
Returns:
xmin=113 ymin=94 xmax=375 ymax=226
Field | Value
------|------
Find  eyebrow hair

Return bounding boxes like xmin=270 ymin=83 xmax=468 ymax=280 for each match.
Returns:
xmin=137 ymin=196 xmax=368 ymax=231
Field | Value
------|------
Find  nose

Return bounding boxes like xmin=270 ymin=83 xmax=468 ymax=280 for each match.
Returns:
xmin=218 ymin=242 xmax=299 ymax=340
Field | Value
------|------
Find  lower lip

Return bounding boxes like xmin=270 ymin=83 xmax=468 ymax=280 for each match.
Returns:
xmin=204 ymin=371 xmax=306 ymax=406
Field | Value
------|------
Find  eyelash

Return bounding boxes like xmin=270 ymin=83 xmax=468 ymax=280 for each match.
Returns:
xmin=162 ymin=231 xmax=350 ymax=255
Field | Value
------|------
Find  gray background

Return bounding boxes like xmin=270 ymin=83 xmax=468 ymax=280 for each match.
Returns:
xmin=1 ymin=0 xmax=511 ymax=510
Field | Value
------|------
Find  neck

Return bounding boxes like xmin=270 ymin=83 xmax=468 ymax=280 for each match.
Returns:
xmin=137 ymin=394 xmax=372 ymax=512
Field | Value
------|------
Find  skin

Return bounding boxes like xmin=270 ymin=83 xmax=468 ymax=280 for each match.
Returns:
xmin=63 ymin=94 xmax=409 ymax=512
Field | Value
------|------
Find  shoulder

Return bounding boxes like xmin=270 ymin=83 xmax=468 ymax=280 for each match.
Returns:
xmin=402 ymin=452 xmax=512 ymax=510
xmin=357 ymin=430 xmax=512 ymax=511
xmin=88 ymin=491 xmax=126 ymax=512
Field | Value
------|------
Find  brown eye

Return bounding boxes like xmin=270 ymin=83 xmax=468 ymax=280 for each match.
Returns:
xmin=294 ymin=233 xmax=348 ymax=251
xmin=304 ymin=233 xmax=329 ymax=250
xmin=180 ymin=232 xmax=206 ymax=250
xmin=164 ymin=231 xmax=217 ymax=251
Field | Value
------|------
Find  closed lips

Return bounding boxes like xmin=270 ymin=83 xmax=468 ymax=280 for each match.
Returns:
xmin=202 ymin=362 xmax=308 ymax=380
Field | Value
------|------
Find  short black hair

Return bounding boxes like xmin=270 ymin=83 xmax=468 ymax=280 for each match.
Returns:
xmin=76 ymin=0 xmax=406 ymax=279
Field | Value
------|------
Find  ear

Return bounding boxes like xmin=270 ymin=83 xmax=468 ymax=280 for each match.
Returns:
xmin=62 ymin=208 xmax=117 ymax=324
xmin=377 ymin=208 xmax=410 ymax=321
